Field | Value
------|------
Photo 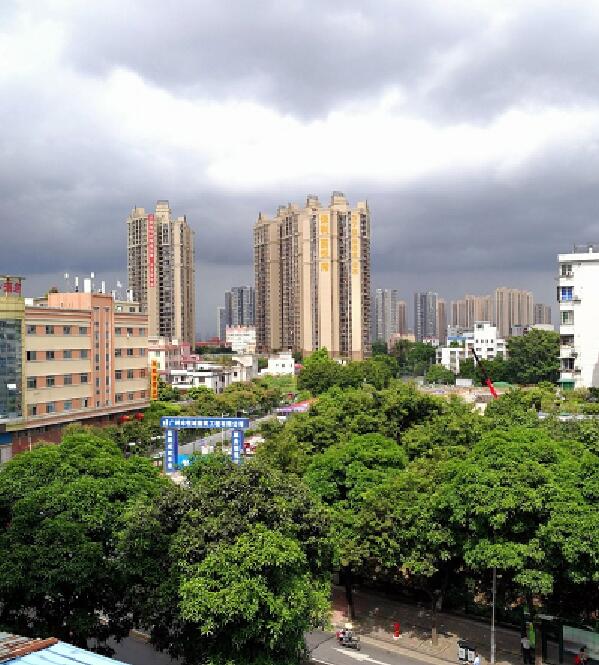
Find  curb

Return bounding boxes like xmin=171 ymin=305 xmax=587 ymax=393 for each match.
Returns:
xmin=359 ymin=635 xmax=456 ymax=665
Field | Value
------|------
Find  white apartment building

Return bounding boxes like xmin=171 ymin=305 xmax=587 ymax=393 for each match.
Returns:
xmin=465 ymin=322 xmax=506 ymax=361
xmin=436 ymin=322 xmax=505 ymax=374
xmin=558 ymin=246 xmax=599 ymax=389
xmin=226 ymin=325 xmax=256 ymax=355
xmin=260 ymin=352 xmax=295 ymax=376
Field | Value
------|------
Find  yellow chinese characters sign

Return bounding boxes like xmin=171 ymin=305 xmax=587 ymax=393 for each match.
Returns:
xmin=150 ymin=359 xmax=159 ymax=400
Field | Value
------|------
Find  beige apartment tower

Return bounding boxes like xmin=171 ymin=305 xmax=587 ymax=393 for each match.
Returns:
xmin=127 ymin=201 xmax=195 ymax=345
xmin=494 ymin=287 xmax=534 ymax=338
xmin=254 ymin=192 xmax=371 ymax=360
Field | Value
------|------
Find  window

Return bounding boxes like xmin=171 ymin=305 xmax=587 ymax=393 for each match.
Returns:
xmin=79 ymin=326 xmax=88 ymax=335
xmin=63 ymin=326 xmax=71 ymax=335
xmin=95 ymin=354 xmax=100 ymax=363
xmin=83 ymin=398 xmax=89 ymax=407
xmin=80 ymin=349 xmax=88 ymax=359
xmin=115 ymin=370 xmax=122 ymax=380
xmin=561 ymin=310 xmax=574 ymax=325
xmin=27 ymin=377 xmax=37 ymax=389
xmin=45 ymin=325 xmax=54 ymax=335
xmin=26 ymin=324 xmax=36 ymax=334
xmin=128 ymin=392 xmax=134 ymax=401
xmin=95 ymin=377 xmax=100 ymax=387
xmin=28 ymin=405 xmax=37 ymax=416
xmin=64 ymin=374 xmax=73 ymax=386
xmin=63 ymin=349 xmax=72 ymax=359
xmin=80 ymin=373 xmax=88 ymax=383
xmin=115 ymin=348 xmax=122 ymax=357
xmin=562 ymin=357 xmax=575 ymax=371
xmin=561 ymin=263 xmax=573 ymax=277
xmin=115 ymin=393 xmax=123 ymax=403
xmin=127 ymin=327 xmax=133 ymax=335
xmin=560 ymin=286 xmax=573 ymax=302
xmin=46 ymin=351 xmax=55 ymax=360
xmin=139 ymin=328 xmax=145 ymax=336
xmin=127 ymin=369 xmax=134 ymax=379
xmin=127 ymin=348 xmax=134 ymax=357
xmin=26 ymin=351 xmax=36 ymax=361
xmin=46 ymin=402 xmax=56 ymax=413
xmin=139 ymin=368 xmax=146 ymax=378
xmin=46 ymin=376 xmax=55 ymax=387
xmin=115 ymin=327 xmax=122 ymax=335
xmin=139 ymin=348 xmax=146 ymax=356
xmin=63 ymin=400 xmax=72 ymax=411
xmin=140 ymin=391 xmax=146 ymax=399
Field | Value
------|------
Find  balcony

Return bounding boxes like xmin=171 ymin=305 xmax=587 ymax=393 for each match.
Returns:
xmin=558 ymin=295 xmax=581 ymax=304
xmin=560 ymin=345 xmax=577 ymax=359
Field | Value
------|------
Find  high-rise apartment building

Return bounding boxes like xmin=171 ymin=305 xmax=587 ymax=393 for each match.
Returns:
xmin=534 ymin=303 xmax=552 ymax=326
xmin=494 ymin=287 xmax=534 ymax=338
xmin=254 ymin=192 xmax=371 ymax=360
xmin=437 ymin=299 xmax=447 ymax=345
xmin=217 ymin=286 xmax=255 ymax=339
xmin=0 ymin=282 xmax=149 ymax=461
xmin=558 ymin=246 xmax=599 ymax=388
xmin=127 ymin=201 xmax=195 ymax=345
xmin=451 ymin=294 xmax=493 ymax=328
xmin=374 ymin=289 xmax=399 ymax=345
xmin=414 ymin=291 xmax=438 ymax=342
xmin=397 ymin=300 xmax=407 ymax=336
xmin=217 ymin=306 xmax=227 ymax=342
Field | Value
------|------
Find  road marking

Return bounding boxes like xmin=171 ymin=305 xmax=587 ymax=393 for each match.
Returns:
xmin=333 ymin=647 xmax=394 ymax=665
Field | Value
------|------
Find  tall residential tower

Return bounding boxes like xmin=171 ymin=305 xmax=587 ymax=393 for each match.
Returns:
xmin=254 ymin=192 xmax=371 ymax=360
xmin=374 ymin=289 xmax=399 ymax=345
xmin=127 ymin=201 xmax=195 ymax=345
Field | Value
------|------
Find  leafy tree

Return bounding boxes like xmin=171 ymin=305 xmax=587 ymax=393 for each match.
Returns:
xmin=158 ymin=379 xmax=180 ymax=401
xmin=391 ymin=340 xmax=437 ymax=376
xmin=120 ymin=456 xmax=332 ymax=665
xmin=297 ymin=348 xmax=344 ymax=394
xmin=483 ymin=388 xmax=540 ymax=430
xmin=0 ymin=427 xmax=165 ymax=652
xmin=361 ymin=455 xmax=460 ymax=644
xmin=306 ymin=434 xmax=407 ymax=618
xmin=506 ymin=329 xmax=560 ymax=385
xmin=371 ymin=339 xmax=388 ymax=355
xmin=426 ymin=364 xmax=456 ymax=385
xmin=446 ymin=427 xmax=599 ymax=651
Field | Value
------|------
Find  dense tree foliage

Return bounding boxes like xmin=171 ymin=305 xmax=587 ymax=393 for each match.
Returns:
xmin=506 ymin=329 xmax=560 ymax=384
xmin=0 ymin=427 xmax=165 ymax=651
xmin=426 ymin=364 xmax=456 ymax=385
xmin=120 ymin=455 xmax=332 ymax=665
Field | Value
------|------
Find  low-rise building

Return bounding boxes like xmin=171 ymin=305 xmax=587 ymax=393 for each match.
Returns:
xmin=464 ymin=321 xmax=506 ymax=361
xmin=436 ymin=346 xmax=465 ymax=373
xmin=148 ymin=336 xmax=188 ymax=373
xmin=0 ymin=281 xmax=149 ymax=461
xmin=260 ymin=352 xmax=295 ymax=376
xmin=226 ymin=325 xmax=256 ymax=355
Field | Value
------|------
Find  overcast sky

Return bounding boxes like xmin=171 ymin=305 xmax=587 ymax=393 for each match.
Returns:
xmin=2 ymin=0 xmax=599 ymax=336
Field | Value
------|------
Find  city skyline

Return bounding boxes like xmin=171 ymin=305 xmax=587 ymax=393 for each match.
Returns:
xmin=2 ymin=2 xmax=599 ymax=336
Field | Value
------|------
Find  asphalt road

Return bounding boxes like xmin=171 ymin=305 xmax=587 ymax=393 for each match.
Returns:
xmin=308 ymin=630 xmax=433 ymax=665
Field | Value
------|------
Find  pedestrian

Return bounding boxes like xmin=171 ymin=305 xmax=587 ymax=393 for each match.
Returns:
xmin=473 ymin=650 xmax=481 ymax=665
xmin=521 ymin=634 xmax=532 ymax=664
xmin=574 ymin=647 xmax=588 ymax=665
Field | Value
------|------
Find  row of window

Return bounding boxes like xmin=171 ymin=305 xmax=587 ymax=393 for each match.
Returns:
xmin=26 ymin=325 xmax=147 ymax=336
xmin=26 ymin=348 xmax=146 ymax=361
xmin=27 ymin=325 xmax=88 ymax=335
xmin=27 ymin=391 xmax=147 ymax=416
xmin=27 ymin=368 xmax=145 ymax=389
xmin=27 ymin=349 xmax=89 ymax=361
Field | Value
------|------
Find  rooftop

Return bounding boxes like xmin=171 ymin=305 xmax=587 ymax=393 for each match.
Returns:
xmin=0 ymin=633 xmax=129 ymax=664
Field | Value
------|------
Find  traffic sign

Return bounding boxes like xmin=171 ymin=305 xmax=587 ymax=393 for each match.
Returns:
xmin=160 ymin=416 xmax=250 ymax=430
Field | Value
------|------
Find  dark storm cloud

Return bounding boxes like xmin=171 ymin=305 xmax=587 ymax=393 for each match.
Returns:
xmin=2 ymin=1 xmax=599 ymax=335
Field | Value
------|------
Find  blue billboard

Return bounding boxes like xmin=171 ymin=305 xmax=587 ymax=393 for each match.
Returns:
xmin=160 ymin=416 xmax=250 ymax=430
xmin=164 ymin=428 xmax=179 ymax=473
xmin=231 ymin=430 xmax=244 ymax=464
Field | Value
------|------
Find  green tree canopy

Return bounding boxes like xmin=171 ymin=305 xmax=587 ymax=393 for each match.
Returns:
xmin=506 ymin=329 xmax=560 ymax=385
xmin=120 ymin=456 xmax=332 ymax=665
xmin=0 ymin=427 xmax=165 ymax=651
xmin=426 ymin=364 xmax=456 ymax=385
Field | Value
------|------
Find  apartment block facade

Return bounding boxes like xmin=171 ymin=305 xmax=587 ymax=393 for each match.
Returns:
xmin=0 ymin=286 xmax=149 ymax=460
xmin=534 ymin=303 xmax=552 ymax=326
xmin=374 ymin=288 xmax=399 ymax=345
xmin=127 ymin=200 xmax=195 ymax=345
xmin=414 ymin=291 xmax=438 ymax=342
xmin=254 ymin=192 xmax=371 ymax=360
xmin=558 ymin=246 xmax=599 ymax=389
xmin=494 ymin=287 xmax=534 ymax=339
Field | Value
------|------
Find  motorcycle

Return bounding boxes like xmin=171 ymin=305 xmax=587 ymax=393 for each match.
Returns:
xmin=336 ymin=631 xmax=361 ymax=651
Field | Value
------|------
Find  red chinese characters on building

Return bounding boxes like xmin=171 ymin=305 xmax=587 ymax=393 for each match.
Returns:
xmin=2 ymin=276 xmax=23 ymax=296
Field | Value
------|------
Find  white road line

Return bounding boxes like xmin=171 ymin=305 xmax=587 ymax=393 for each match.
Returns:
xmin=333 ymin=647 xmax=394 ymax=665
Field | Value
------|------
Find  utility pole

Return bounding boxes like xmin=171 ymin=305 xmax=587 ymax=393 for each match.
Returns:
xmin=491 ymin=566 xmax=497 ymax=665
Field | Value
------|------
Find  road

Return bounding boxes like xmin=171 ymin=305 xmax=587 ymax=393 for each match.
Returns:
xmin=308 ymin=630 xmax=434 ymax=665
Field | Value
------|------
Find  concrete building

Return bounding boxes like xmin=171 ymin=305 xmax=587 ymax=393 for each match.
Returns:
xmin=451 ymin=294 xmax=493 ymax=329
xmin=414 ymin=291 xmax=438 ymax=342
xmin=451 ymin=299 xmax=468 ymax=328
xmin=254 ymin=192 xmax=371 ymax=360
xmin=148 ymin=336 xmax=188 ymax=373
xmin=127 ymin=200 xmax=195 ymax=345
xmin=437 ymin=298 xmax=447 ymax=345
xmin=0 ymin=281 xmax=149 ymax=461
xmin=226 ymin=325 xmax=256 ymax=354
xmin=397 ymin=300 xmax=407 ymax=336
xmin=223 ymin=286 xmax=255 ymax=326
xmin=217 ymin=306 xmax=227 ymax=342
xmin=465 ymin=321 xmax=506 ymax=361
xmin=261 ymin=352 xmax=295 ymax=376
xmin=558 ymin=245 xmax=599 ymax=388
xmin=436 ymin=346 xmax=466 ymax=373
xmin=374 ymin=288 xmax=399 ymax=345
xmin=534 ymin=303 xmax=552 ymax=326
xmin=494 ymin=287 xmax=533 ymax=339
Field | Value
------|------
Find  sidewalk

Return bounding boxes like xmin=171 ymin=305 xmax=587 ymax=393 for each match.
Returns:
xmin=331 ymin=586 xmax=547 ymax=665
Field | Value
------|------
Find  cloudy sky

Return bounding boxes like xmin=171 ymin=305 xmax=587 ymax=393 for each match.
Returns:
xmin=2 ymin=0 xmax=599 ymax=336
